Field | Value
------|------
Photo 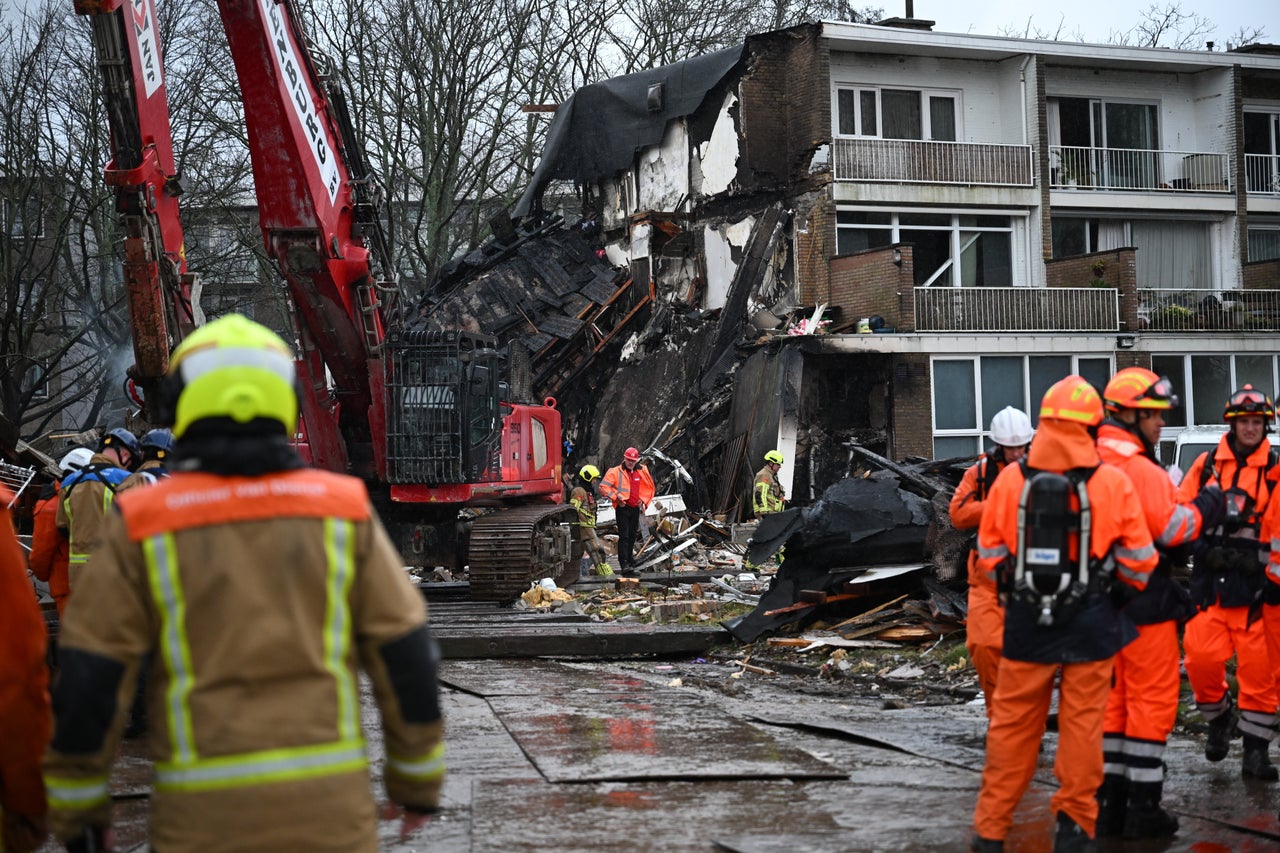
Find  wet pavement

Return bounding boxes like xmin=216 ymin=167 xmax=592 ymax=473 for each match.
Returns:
xmin=39 ymin=656 xmax=1280 ymax=852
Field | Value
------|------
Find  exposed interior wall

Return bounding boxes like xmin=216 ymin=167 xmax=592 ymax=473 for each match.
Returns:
xmin=794 ymin=352 xmax=891 ymax=501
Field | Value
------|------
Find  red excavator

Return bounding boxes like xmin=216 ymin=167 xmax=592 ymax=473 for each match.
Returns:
xmin=207 ymin=0 xmax=577 ymax=600
xmin=75 ymin=0 xmax=202 ymax=425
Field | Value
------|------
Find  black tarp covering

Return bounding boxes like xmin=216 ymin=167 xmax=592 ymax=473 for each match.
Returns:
xmin=513 ymin=45 xmax=745 ymax=218
xmin=724 ymin=474 xmax=933 ymax=643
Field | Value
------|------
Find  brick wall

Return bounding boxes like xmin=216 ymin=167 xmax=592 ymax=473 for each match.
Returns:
xmin=1044 ymin=248 xmax=1139 ymax=329
xmin=739 ymin=24 xmax=826 ymax=187
xmin=1244 ymin=259 xmax=1280 ymax=289
xmin=889 ymin=354 xmax=933 ymax=460
xmin=827 ymin=246 xmax=916 ymax=331
xmin=796 ymin=195 xmax=834 ymax=304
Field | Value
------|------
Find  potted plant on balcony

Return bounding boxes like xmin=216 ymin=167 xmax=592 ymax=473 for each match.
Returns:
xmin=1149 ymin=304 xmax=1195 ymax=330
xmin=1088 ymin=259 xmax=1108 ymax=288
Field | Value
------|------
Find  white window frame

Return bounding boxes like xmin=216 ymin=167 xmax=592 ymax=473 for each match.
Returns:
xmin=833 ymin=85 xmax=961 ymax=141
xmin=836 ymin=208 xmax=1019 ymax=288
xmin=930 ymin=354 xmax=1115 ymax=454
xmin=1153 ymin=353 xmax=1280 ymax=427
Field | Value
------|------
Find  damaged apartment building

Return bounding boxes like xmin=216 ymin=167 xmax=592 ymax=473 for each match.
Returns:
xmin=427 ymin=17 xmax=1280 ymax=519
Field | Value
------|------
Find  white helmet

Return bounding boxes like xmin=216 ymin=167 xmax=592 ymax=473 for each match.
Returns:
xmin=989 ymin=406 xmax=1034 ymax=447
xmin=58 ymin=447 xmax=94 ymax=474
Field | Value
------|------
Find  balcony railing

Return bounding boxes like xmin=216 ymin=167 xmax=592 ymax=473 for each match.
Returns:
xmin=1245 ymin=153 xmax=1280 ymax=195
xmin=1049 ymin=146 xmax=1232 ymax=193
xmin=1138 ymin=289 xmax=1280 ymax=332
xmin=915 ymin=287 xmax=1119 ymax=332
xmin=832 ymin=138 xmax=1033 ymax=187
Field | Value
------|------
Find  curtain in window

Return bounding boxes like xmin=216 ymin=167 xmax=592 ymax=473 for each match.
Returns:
xmin=882 ymin=90 xmax=922 ymax=140
xmin=1133 ymin=221 xmax=1210 ymax=289
xmin=1097 ymin=220 xmax=1127 ymax=251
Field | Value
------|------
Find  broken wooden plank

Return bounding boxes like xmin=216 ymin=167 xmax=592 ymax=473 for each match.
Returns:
xmin=829 ymin=594 xmax=909 ymax=630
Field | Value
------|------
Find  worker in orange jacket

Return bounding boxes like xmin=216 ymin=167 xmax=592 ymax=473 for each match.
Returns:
xmin=598 ymin=447 xmax=655 ymax=574
xmin=949 ymin=406 xmax=1033 ymax=716
xmin=28 ymin=449 xmax=93 ymax=619
xmin=971 ymin=376 xmax=1156 ymax=853
xmin=1 ymin=482 xmax=51 ymax=853
xmin=1178 ymin=385 xmax=1278 ymax=781
xmin=1095 ymin=368 xmax=1224 ymax=839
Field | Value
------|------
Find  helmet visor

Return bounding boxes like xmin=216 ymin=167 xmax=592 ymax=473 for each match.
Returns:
xmin=1228 ymin=388 xmax=1273 ymax=416
xmin=1137 ymin=376 xmax=1179 ymax=408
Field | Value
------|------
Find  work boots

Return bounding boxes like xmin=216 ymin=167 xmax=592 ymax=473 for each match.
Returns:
xmin=1241 ymin=734 xmax=1279 ymax=780
xmin=1123 ymin=780 xmax=1179 ymax=839
xmin=1052 ymin=811 xmax=1097 ymax=853
xmin=968 ymin=836 xmax=1003 ymax=853
xmin=1205 ymin=698 xmax=1237 ymax=762
xmin=1094 ymin=773 xmax=1128 ymax=838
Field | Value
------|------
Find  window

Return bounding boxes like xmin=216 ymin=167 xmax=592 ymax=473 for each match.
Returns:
xmin=931 ymin=355 xmax=1113 ymax=457
xmin=1051 ymin=217 xmax=1212 ymax=290
xmin=1152 ymin=353 xmax=1279 ymax=427
xmin=1244 ymin=110 xmax=1280 ymax=193
xmin=1248 ymin=224 xmax=1280 ymax=262
xmin=835 ymin=87 xmax=958 ymax=141
xmin=3 ymin=196 xmax=43 ymax=239
xmin=1048 ymin=97 xmax=1159 ymax=188
xmin=19 ymin=363 xmax=48 ymax=399
xmin=838 ymin=210 xmax=1013 ymax=287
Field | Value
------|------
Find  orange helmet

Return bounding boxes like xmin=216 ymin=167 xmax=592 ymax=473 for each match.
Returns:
xmin=1224 ymin=385 xmax=1276 ymax=421
xmin=1103 ymin=368 xmax=1178 ymax=412
xmin=1039 ymin=375 xmax=1104 ymax=426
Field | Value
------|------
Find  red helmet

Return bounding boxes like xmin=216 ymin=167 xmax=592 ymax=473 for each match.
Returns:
xmin=1224 ymin=385 xmax=1276 ymax=421
xmin=623 ymin=447 xmax=640 ymax=461
xmin=1039 ymin=375 xmax=1104 ymax=426
xmin=1103 ymin=368 xmax=1178 ymax=412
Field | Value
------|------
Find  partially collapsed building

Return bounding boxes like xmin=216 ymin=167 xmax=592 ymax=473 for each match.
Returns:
xmin=427 ymin=18 xmax=1280 ymax=519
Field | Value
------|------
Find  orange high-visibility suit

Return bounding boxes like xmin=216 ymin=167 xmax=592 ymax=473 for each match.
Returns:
xmin=1096 ymin=421 xmax=1208 ymax=833
xmin=28 ymin=482 xmax=70 ymax=618
xmin=1 ymin=483 xmax=51 ymax=853
xmin=949 ymin=452 xmax=1008 ymax=715
xmin=972 ymin=418 xmax=1155 ymax=844
xmin=1178 ymin=436 xmax=1277 ymax=747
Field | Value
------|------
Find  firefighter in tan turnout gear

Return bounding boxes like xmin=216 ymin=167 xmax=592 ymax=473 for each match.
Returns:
xmin=43 ymin=315 xmax=445 ymax=852
xmin=753 ymin=450 xmax=786 ymax=517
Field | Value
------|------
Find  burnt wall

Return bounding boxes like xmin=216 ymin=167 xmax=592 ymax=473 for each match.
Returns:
xmin=795 ymin=352 xmax=891 ymax=500
xmin=739 ymin=24 xmax=828 ymax=189
xmin=890 ymin=353 xmax=933 ymax=461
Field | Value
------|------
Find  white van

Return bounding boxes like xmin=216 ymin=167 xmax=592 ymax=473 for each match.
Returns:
xmin=1165 ymin=426 xmax=1280 ymax=486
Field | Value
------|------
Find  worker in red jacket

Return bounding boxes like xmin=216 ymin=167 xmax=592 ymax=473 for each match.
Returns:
xmin=1 ymin=482 xmax=51 ymax=853
xmin=1178 ymin=385 xmax=1278 ymax=780
xmin=971 ymin=376 xmax=1156 ymax=853
xmin=28 ymin=448 xmax=93 ymax=619
xmin=949 ymin=406 xmax=1033 ymax=716
xmin=598 ymin=447 xmax=655 ymax=574
xmin=1095 ymin=368 xmax=1224 ymax=839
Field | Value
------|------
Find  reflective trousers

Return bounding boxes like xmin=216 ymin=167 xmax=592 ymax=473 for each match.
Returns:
xmin=1263 ymin=603 xmax=1280 ymax=700
xmin=966 ymin=580 xmax=1003 ymax=717
xmin=1184 ymin=605 xmax=1277 ymax=720
xmin=974 ymin=656 xmax=1113 ymax=841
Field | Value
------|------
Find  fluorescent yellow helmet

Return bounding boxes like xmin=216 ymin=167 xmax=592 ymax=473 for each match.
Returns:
xmin=764 ymin=450 xmax=784 ymax=465
xmin=162 ymin=314 xmax=297 ymax=438
xmin=579 ymin=464 xmax=601 ymax=482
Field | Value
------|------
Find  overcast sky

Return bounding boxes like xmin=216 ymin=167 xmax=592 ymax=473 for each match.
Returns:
xmin=918 ymin=0 xmax=1274 ymax=45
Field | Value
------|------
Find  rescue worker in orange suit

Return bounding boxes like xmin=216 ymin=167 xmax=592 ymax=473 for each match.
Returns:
xmin=1 ymin=482 xmax=52 ymax=853
xmin=54 ymin=428 xmax=137 ymax=599
xmin=950 ymin=406 xmax=1033 ymax=717
xmin=599 ymin=447 xmax=655 ymax=575
xmin=971 ymin=376 xmax=1156 ymax=853
xmin=1095 ymin=368 xmax=1224 ymax=839
xmin=1178 ymin=384 xmax=1280 ymax=780
xmin=43 ymin=315 xmax=445 ymax=852
xmin=29 ymin=448 xmax=93 ymax=619
xmin=571 ymin=464 xmax=613 ymax=577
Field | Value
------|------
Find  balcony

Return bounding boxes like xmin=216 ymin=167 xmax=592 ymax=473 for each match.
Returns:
xmin=1245 ymin=153 xmax=1280 ymax=195
xmin=914 ymin=287 xmax=1119 ymax=333
xmin=1049 ymin=146 xmax=1232 ymax=193
xmin=1137 ymin=289 xmax=1280 ymax=332
xmin=832 ymin=138 xmax=1033 ymax=187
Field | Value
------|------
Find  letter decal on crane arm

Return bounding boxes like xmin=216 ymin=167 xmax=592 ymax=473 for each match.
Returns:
xmin=259 ymin=0 xmax=341 ymax=206
xmin=129 ymin=0 xmax=163 ymax=98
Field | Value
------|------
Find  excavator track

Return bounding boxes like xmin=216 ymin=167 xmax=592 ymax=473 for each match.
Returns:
xmin=467 ymin=504 xmax=580 ymax=603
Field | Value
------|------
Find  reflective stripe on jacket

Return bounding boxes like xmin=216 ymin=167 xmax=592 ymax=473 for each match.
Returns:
xmin=752 ymin=467 xmax=784 ymax=516
xmin=44 ymin=469 xmax=444 ymax=851
xmin=569 ymin=486 xmax=597 ymax=527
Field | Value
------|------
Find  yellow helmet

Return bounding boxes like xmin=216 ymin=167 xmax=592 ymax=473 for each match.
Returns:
xmin=579 ymin=464 xmax=601 ymax=482
xmin=162 ymin=314 xmax=297 ymax=438
xmin=764 ymin=450 xmax=784 ymax=465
